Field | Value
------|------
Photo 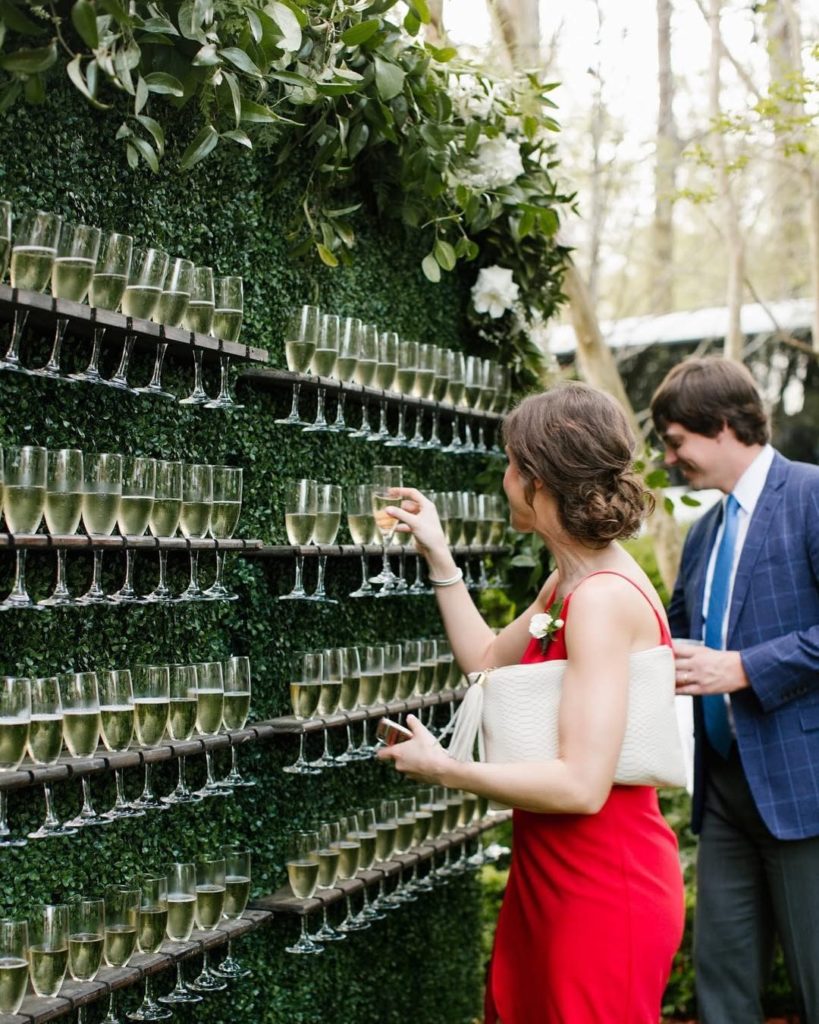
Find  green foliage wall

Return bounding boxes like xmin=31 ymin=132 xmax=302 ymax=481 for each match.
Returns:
xmin=0 ymin=80 xmax=494 ymax=1024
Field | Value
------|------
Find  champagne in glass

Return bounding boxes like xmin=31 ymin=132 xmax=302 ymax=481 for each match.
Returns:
xmin=310 ymin=821 xmax=344 ymax=943
xmin=206 ymin=274 xmax=244 ymax=409
xmin=311 ymin=647 xmax=343 ymax=768
xmin=99 ymin=668 xmax=139 ymax=821
xmin=68 ymin=897 xmax=104 ymax=983
xmin=213 ymin=845 xmax=252 ymax=979
xmin=39 ymin=448 xmax=84 ymax=607
xmin=99 ymin=884 xmax=139 ymax=1024
xmin=386 ymin=338 xmax=417 ymax=447
xmin=144 ymin=459 xmax=182 ymax=603
xmin=367 ymin=330 xmax=398 ymax=442
xmin=61 ymin=671 xmax=104 ymax=829
xmin=193 ymin=660 xmax=229 ymax=798
xmin=158 ymin=862 xmax=200 ymax=1007
xmin=276 ymin=304 xmax=319 ymax=426
xmin=285 ymin=831 xmax=323 ymax=955
xmin=443 ymin=349 xmax=466 ymax=452
xmin=303 ymin=313 xmax=340 ymax=433
xmin=327 ymin=315 xmax=360 ymax=432
xmin=0 ymin=200 xmax=10 ymax=282
xmin=407 ymin=342 xmax=436 ymax=448
xmin=28 ymin=904 xmax=69 ymax=998
xmin=188 ymin=856 xmax=227 ymax=991
xmin=308 ymin=482 xmax=341 ymax=603
xmin=110 ymin=455 xmax=156 ymax=603
xmin=0 ymin=919 xmax=28 ymax=1015
xmin=71 ymin=231 xmax=133 ymax=384
xmin=348 ymin=321 xmax=379 ymax=438
xmin=280 ymin=478 xmax=317 ymax=601
xmin=371 ymin=799 xmax=401 ymax=912
xmin=347 ymin=483 xmax=378 ymax=598
xmin=135 ymin=255 xmax=193 ymax=400
xmin=370 ymin=463 xmax=403 ymax=594
xmin=109 ymin=247 xmax=169 ymax=392
xmin=162 ymin=663 xmax=201 ymax=806
xmin=220 ymin=656 xmax=254 ymax=788
xmin=77 ymin=451 xmax=122 ymax=605
xmin=178 ymin=462 xmax=212 ymax=601
xmin=283 ymin=651 xmax=322 ymax=775
xmin=204 ymin=464 xmax=242 ymax=600
xmin=179 ymin=265 xmax=215 ymax=405
xmin=35 ymin=221 xmax=101 ymax=379
xmin=0 ymin=676 xmax=31 ymax=847
xmin=2 ymin=444 xmax=46 ymax=610
xmin=27 ymin=676 xmax=75 ymax=839
xmin=1 ymin=209 xmax=62 ymax=372
xmin=130 ymin=664 xmax=170 ymax=812
xmin=127 ymin=876 xmax=171 ymax=1022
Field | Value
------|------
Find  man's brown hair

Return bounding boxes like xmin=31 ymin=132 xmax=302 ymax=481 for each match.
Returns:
xmin=650 ymin=357 xmax=769 ymax=446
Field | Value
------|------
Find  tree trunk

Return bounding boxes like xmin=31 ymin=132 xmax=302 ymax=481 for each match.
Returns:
xmin=652 ymin=0 xmax=677 ymax=313
xmin=487 ymin=0 xmax=540 ymax=67
xmin=708 ymin=0 xmax=745 ymax=362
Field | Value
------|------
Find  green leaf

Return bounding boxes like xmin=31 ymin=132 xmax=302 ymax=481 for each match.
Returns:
xmin=663 ymin=496 xmax=675 ymax=516
xmin=192 ymin=43 xmax=220 ymax=66
xmin=135 ymin=113 xmax=165 ymax=156
xmin=177 ymin=0 xmax=207 ymax=41
xmin=347 ymin=121 xmax=369 ymax=159
xmin=0 ymin=0 xmax=43 ymax=36
xmin=421 ymin=253 xmax=441 ymax=282
xmin=265 ymin=1 xmax=302 ymax=51
xmin=71 ymin=0 xmax=99 ymax=49
xmin=0 ymin=40 xmax=57 ymax=74
xmin=135 ymin=74 xmax=148 ymax=114
xmin=66 ymin=53 xmax=111 ymax=109
xmin=425 ymin=43 xmax=457 ymax=62
xmin=645 ymin=468 xmax=668 ymax=488
xmin=341 ymin=19 xmax=380 ymax=45
xmin=374 ymin=55 xmax=405 ymax=101
xmin=403 ymin=9 xmax=420 ymax=35
xmin=179 ymin=123 xmax=219 ymax=169
xmin=680 ymin=494 xmax=702 ymax=507
xmin=222 ymin=70 xmax=241 ymax=126
xmin=408 ymin=0 xmax=430 ymax=21
xmin=266 ymin=69 xmax=311 ymax=87
xmin=0 ymin=79 xmax=21 ymax=113
xmin=129 ymin=135 xmax=159 ymax=172
xmin=143 ymin=71 xmax=184 ymax=95
xmin=98 ymin=0 xmax=129 ymax=21
xmin=23 ymin=72 xmax=45 ymax=104
xmin=239 ymin=98 xmax=278 ymax=123
xmin=274 ymin=0 xmax=308 ymax=27
xmin=218 ymin=47 xmax=262 ymax=77
xmin=222 ymin=128 xmax=252 ymax=148
xmin=433 ymin=238 xmax=456 ymax=271
xmin=464 ymin=119 xmax=480 ymax=153
xmin=316 ymin=243 xmax=338 ymax=268
xmin=125 ymin=141 xmax=139 ymax=168
xmin=247 ymin=9 xmax=263 ymax=43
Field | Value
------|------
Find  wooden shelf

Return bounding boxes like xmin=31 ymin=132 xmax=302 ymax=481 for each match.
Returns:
xmin=0 ymin=534 xmax=263 ymax=552
xmin=0 ymin=284 xmax=269 ymax=366
xmin=241 ymin=366 xmax=505 ymax=423
xmin=242 ymin=542 xmax=509 ymax=559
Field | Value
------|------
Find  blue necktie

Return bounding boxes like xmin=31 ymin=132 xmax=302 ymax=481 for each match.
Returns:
xmin=702 ymin=494 xmax=740 ymax=757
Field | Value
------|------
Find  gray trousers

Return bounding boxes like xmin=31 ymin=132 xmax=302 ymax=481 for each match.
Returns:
xmin=695 ymin=744 xmax=819 ymax=1024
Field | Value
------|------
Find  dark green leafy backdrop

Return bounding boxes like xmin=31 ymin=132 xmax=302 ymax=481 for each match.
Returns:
xmin=0 ymin=79 xmax=498 ymax=1024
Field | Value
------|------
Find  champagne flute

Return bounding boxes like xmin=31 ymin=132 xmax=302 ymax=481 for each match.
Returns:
xmin=178 ymin=265 xmax=214 ymax=405
xmin=77 ymin=451 xmax=122 ymax=605
xmin=350 ymin=807 xmax=383 ymax=923
xmin=311 ymin=648 xmax=343 ymax=769
xmin=370 ymin=799 xmax=400 ymax=912
xmin=99 ymin=668 xmax=138 ymax=821
xmin=130 ymin=664 xmax=171 ymax=812
xmin=285 ymin=831 xmax=323 ymax=955
xmin=1 ymin=209 xmax=61 ymax=372
xmin=443 ymin=350 xmax=466 ymax=452
xmin=392 ymin=795 xmax=419 ymax=901
xmin=475 ymin=357 xmax=496 ymax=452
xmin=193 ymin=660 xmax=229 ymax=798
xmin=334 ymin=813 xmax=368 ymax=933
xmin=100 ymin=885 xmax=139 ymax=1024
xmin=407 ymin=342 xmax=435 ymax=448
xmin=189 ymin=855 xmax=227 ymax=991
xmin=1 ymin=444 xmax=46 ymax=610
xmin=460 ymin=355 xmax=483 ymax=453
xmin=328 ymin=316 xmax=360 ymax=431
xmin=398 ymin=639 xmax=421 ymax=702
xmin=162 ymin=663 xmax=201 ymax=805
xmin=0 ymin=676 xmax=31 ymax=847
xmin=347 ymin=483 xmax=377 ymax=598
xmin=303 ymin=313 xmax=340 ymax=433
xmin=380 ymin=642 xmax=401 ymax=704
xmin=367 ymin=330 xmax=398 ymax=443
xmin=310 ymin=821 xmax=344 ymax=943
xmin=213 ymin=844 xmax=252 ymax=979
xmin=356 ymin=644 xmax=383 ymax=757
xmin=275 ymin=304 xmax=319 ymax=426
xmin=178 ymin=462 xmax=212 ymax=602
xmin=158 ymin=863 xmax=200 ymax=1007
xmin=135 ymin=255 xmax=193 ymax=399
xmin=0 ymin=919 xmax=28 ymax=1015
xmin=203 ymin=464 xmax=242 ymax=600
xmin=144 ymin=459 xmax=182 ymax=603
xmin=411 ymin=787 xmax=436 ymax=893
xmin=110 ymin=456 xmax=156 ymax=603
xmin=417 ymin=638 xmax=438 ymax=730
xmin=35 ymin=221 xmax=101 ymax=379
xmin=348 ymin=322 xmax=378 ymax=438
xmin=392 ymin=515 xmax=412 ymax=594
xmin=206 ymin=274 xmax=244 ymax=409
xmin=425 ymin=345 xmax=449 ymax=451
xmin=386 ymin=338 xmax=417 ymax=447
xmin=27 ymin=675 xmax=75 ymax=839
xmin=334 ymin=646 xmax=361 ymax=765
xmin=220 ymin=655 xmax=254 ymax=788
xmin=109 ymin=247 xmax=169 ymax=391
xmin=426 ymin=785 xmax=450 ymax=885
xmin=70 ymin=231 xmax=133 ymax=384
xmin=39 ymin=448 xmax=84 ymax=607
xmin=280 ymin=477 xmax=316 ymax=601
xmin=309 ymin=482 xmax=341 ymax=603
xmin=283 ymin=650 xmax=323 ymax=775
xmin=370 ymin=463 xmax=403 ymax=594
xmin=127 ymin=875 xmax=171 ymax=1021
xmin=28 ymin=903 xmax=69 ymax=999
xmin=62 ymin=671 xmax=103 ymax=829
xmin=461 ymin=490 xmax=479 ymax=590
xmin=67 ymin=897 xmax=105 ymax=996
xmin=0 ymin=200 xmax=10 ymax=282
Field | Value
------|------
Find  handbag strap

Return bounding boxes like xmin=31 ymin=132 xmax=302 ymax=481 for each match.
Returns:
xmin=444 ymin=672 xmax=487 ymax=762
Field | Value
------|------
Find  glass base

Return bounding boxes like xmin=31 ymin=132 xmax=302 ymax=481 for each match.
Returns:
xmin=285 ymin=936 xmax=324 ymax=955
xmin=205 ymin=397 xmax=243 ymax=410
xmin=157 ymin=987 xmax=201 ymax=1006
xmin=103 ymin=805 xmax=145 ymax=821
xmin=305 ymin=593 xmax=338 ymax=604
xmin=130 ymin=795 xmax=170 ymax=812
xmin=278 ymin=591 xmax=311 ymax=601
xmin=311 ymin=922 xmax=345 ymax=942
xmin=2 ymin=593 xmax=44 ymax=611
xmin=274 ymin=415 xmax=310 ymax=426
xmin=101 ymin=377 xmax=139 ymax=395
xmin=126 ymin=1000 xmax=173 ymax=1021
xmin=75 ymin=590 xmax=108 ymax=605
xmin=107 ymin=589 xmax=143 ymax=604
xmin=64 ymin=811 xmax=108 ymax=829
xmin=348 ymin=585 xmax=375 ymax=598
xmin=187 ymin=970 xmax=228 ymax=992
xmin=212 ymin=957 xmax=251 ymax=979
xmin=133 ymin=384 xmax=177 ymax=401
xmin=0 ymin=834 xmax=27 ymax=848
xmin=219 ymin=773 xmax=256 ymax=789
xmin=67 ymin=368 xmax=103 ymax=384
xmin=193 ymin=783 xmax=233 ymax=799
xmin=282 ymin=762 xmax=322 ymax=776
xmin=37 ymin=592 xmax=75 ymax=607
xmin=143 ymin=588 xmax=174 ymax=603
xmin=161 ymin=789 xmax=203 ymax=805
xmin=30 ymin=366 xmax=74 ymax=381
xmin=28 ymin=820 xmax=78 ymax=839
xmin=178 ymin=391 xmax=210 ymax=406
xmin=337 ymin=916 xmax=370 ymax=933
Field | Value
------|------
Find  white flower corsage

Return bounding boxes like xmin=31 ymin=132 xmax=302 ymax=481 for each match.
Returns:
xmin=528 ymin=600 xmax=565 ymax=654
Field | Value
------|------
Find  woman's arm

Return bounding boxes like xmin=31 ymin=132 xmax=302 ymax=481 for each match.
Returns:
xmin=378 ymin=575 xmax=643 ymax=814
xmin=386 ymin=487 xmax=555 ymax=673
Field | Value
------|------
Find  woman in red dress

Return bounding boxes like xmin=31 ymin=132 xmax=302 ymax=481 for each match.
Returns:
xmin=379 ymin=382 xmax=685 ymax=1024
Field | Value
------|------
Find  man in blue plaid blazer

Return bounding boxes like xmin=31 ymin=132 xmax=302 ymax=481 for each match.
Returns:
xmin=651 ymin=357 xmax=819 ymax=1024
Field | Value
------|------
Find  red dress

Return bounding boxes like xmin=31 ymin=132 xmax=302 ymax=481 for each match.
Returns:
xmin=485 ymin=572 xmax=685 ymax=1024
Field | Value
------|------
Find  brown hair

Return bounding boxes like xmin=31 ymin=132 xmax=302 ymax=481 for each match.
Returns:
xmin=502 ymin=382 xmax=653 ymax=547
xmin=650 ymin=357 xmax=769 ymax=445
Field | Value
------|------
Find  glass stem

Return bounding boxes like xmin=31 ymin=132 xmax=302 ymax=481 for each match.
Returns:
xmin=213 ymin=550 xmax=226 ymax=590
xmin=292 ymin=553 xmax=305 ymax=596
xmin=111 ymin=333 xmax=135 ymax=385
xmin=0 ymin=790 xmax=9 ymax=836
xmin=43 ymin=782 xmax=60 ymax=828
xmin=429 ymin=408 xmax=441 ymax=446
xmin=216 ymin=355 xmax=230 ymax=400
xmin=332 ymin=388 xmax=346 ymax=428
xmin=52 ymin=549 xmax=70 ymax=598
xmin=380 ymin=544 xmax=391 ymax=579
xmin=205 ymin=750 xmax=218 ymax=788
xmin=377 ymin=399 xmax=388 ymax=436
xmin=4 ymin=309 xmax=29 ymax=365
xmin=141 ymin=763 xmax=156 ymax=802
xmin=9 ymin=550 xmax=28 ymax=602
xmin=156 ymin=549 xmax=169 ymax=594
xmin=358 ymin=400 xmax=372 ymax=434
xmin=177 ymin=755 xmax=188 ymax=794
xmin=80 ymin=777 xmax=95 ymax=817
xmin=88 ymin=550 xmax=105 ymax=598
xmin=123 ymin=550 xmax=135 ymax=593
xmin=288 ymin=382 xmax=302 ymax=421
xmin=114 ymin=768 xmax=129 ymax=811
xmin=357 ymin=553 xmax=371 ymax=592
xmin=85 ymin=326 xmax=106 ymax=377
xmin=146 ymin=342 xmax=168 ymax=388
xmin=313 ymin=386 xmax=327 ymax=427
xmin=188 ymin=550 xmax=200 ymax=595
xmin=43 ymin=317 xmax=68 ymax=373
xmin=191 ymin=348 xmax=204 ymax=394
xmin=313 ymin=554 xmax=327 ymax=599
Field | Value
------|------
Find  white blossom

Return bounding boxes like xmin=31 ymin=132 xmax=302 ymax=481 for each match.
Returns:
xmin=455 ymin=135 xmax=524 ymax=191
xmin=529 ymin=612 xmax=557 ymax=639
xmin=449 ymin=73 xmax=494 ymax=120
xmin=472 ymin=266 xmax=520 ymax=319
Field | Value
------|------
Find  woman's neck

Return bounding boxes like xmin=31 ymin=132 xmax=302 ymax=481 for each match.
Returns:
xmin=549 ymin=540 xmax=624 ymax=597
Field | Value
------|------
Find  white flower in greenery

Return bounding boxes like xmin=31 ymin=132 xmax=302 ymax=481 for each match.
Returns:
xmin=528 ymin=612 xmax=564 ymax=639
xmin=456 ymin=135 xmax=524 ymax=191
xmin=471 ymin=266 xmax=520 ymax=319
xmin=449 ymin=73 xmax=494 ymax=120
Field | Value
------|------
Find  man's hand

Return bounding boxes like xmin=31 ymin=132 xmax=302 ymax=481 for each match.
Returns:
xmin=674 ymin=642 xmax=749 ymax=695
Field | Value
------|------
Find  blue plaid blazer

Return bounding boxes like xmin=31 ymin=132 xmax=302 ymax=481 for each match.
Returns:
xmin=667 ymin=451 xmax=819 ymax=839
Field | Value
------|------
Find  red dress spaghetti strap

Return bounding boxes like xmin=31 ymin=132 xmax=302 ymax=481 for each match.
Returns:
xmin=484 ymin=571 xmax=685 ymax=1024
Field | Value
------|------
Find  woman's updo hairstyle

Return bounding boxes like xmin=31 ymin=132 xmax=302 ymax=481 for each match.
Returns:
xmin=502 ymin=382 xmax=653 ymax=548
